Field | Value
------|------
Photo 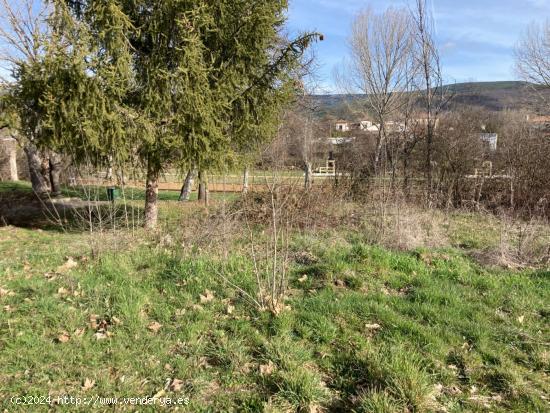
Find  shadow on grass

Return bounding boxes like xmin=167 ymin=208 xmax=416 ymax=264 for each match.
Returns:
xmin=1 ymin=180 xmax=238 ymax=232
xmin=0 ymin=181 xmax=147 ymax=232
xmin=61 ymin=184 xmax=239 ymax=202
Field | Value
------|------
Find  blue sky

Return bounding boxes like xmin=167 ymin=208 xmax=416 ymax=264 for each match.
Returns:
xmin=286 ymin=0 xmax=550 ymax=93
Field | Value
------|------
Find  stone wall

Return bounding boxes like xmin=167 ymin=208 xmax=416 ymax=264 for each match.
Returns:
xmin=0 ymin=136 xmax=18 ymax=181
xmin=0 ymin=133 xmax=29 ymax=182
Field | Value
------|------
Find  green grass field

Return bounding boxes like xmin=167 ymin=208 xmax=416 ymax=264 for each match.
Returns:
xmin=0 ymin=184 xmax=549 ymax=412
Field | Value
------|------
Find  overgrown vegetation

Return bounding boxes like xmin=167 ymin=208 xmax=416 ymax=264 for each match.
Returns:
xmin=1 ymin=186 xmax=549 ymax=412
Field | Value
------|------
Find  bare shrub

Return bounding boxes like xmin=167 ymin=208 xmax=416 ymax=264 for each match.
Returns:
xmin=217 ymin=181 xmax=298 ymax=314
xmin=235 ymin=182 xmax=363 ymax=232
xmin=361 ymin=199 xmax=450 ymax=251
xmin=476 ymin=213 xmax=550 ymax=269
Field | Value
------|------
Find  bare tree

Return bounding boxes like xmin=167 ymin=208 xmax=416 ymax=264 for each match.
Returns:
xmin=396 ymin=95 xmax=422 ymax=197
xmin=411 ymin=0 xmax=450 ymax=196
xmin=515 ymin=19 xmax=550 ymax=88
xmin=0 ymin=0 xmax=48 ymax=71
xmin=0 ymin=0 xmax=63 ymax=196
xmin=339 ymin=7 xmax=414 ymax=174
xmin=278 ymin=99 xmax=325 ymax=191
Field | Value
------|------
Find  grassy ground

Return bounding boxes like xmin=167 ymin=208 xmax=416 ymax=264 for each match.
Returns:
xmin=0 ymin=186 xmax=549 ymax=412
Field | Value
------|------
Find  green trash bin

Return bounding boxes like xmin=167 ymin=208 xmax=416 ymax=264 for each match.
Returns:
xmin=107 ymin=187 xmax=120 ymax=202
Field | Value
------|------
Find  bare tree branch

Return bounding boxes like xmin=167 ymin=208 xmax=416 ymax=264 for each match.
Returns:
xmin=515 ymin=19 xmax=550 ymax=88
xmin=0 ymin=0 xmax=50 ymax=78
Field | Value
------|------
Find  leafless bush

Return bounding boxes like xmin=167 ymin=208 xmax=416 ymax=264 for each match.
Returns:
xmin=235 ymin=182 xmax=363 ymax=232
xmin=359 ymin=195 xmax=450 ymax=251
xmin=474 ymin=212 xmax=550 ymax=269
xmin=213 ymin=179 xmax=300 ymax=314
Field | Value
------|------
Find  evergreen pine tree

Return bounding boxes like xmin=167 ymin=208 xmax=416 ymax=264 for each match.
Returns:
xmin=50 ymin=0 xmax=319 ymax=228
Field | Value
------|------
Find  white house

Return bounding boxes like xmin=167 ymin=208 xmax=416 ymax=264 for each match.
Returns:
xmin=479 ymin=133 xmax=498 ymax=152
xmin=359 ymin=120 xmax=373 ymax=130
xmin=334 ymin=120 xmax=350 ymax=132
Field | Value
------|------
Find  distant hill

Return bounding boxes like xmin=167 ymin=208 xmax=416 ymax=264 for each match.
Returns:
xmin=444 ymin=81 xmax=531 ymax=93
xmin=311 ymin=81 xmax=550 ymax=119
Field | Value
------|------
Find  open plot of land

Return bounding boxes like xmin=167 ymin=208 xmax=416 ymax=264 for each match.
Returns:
xmin=0 ymin=186 xmax=549 ymax=412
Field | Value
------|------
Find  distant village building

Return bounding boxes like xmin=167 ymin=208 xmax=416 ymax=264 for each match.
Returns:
xmin=334 ymin=119 xmax=379 ymax=133
xmin=528 ymin=115 xmax=550 ymax=136
xmin=479 ymin=133 xmax=498 ymax=152
xmin=334 ymin=118 xmax=414 ymax=134
xmin=359 ymin=120 xmax=373 ymax=130
xmin=334 ymin=120 xmax=350 ymax=132
xmin=525 ymin=114 xmax=550 ymax=123
xmin=333 ymin=117 xmax=450 ymax=135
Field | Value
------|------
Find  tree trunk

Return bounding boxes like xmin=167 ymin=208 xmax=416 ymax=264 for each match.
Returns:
xmin=198 ymin=170 xmax=208 ymax=206
xmin=179 ymin=169 xmax=196 ymax=201
xmin=144 ymin=160 xmax=159 ymax=229
xmin=510 ymin=175 xmax=515 ymax=210
xmin=242 ymin=166 xmax=250 ymax=194
xmin=374 ymin=124 xmax=386 ymax=175
xmin=49 ymin=152 xmax=62 ymax=197
xmin=24 ymin=144 xmax=50 ymax=195
xmin=426 ymin=123 xmax=433 ymax=193
xmin=304 ymin=161 xmax=313 ymax=190
xmin=105 ymin=155 xmax=113 ymax=181
xmin=403 ymin=156 xmax=410 ymax=200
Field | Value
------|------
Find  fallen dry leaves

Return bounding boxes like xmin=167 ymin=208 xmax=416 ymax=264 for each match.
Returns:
xmin=56 ymin=331 xmax=71 ymax=343
xmin=56 ymin=257 xmax=79 ymax=274
xmin=94 ymin=331 xmax=111 ymax=340
xmin=89 ymin=314 xmax=114 ymax=340
xmin=199 ymin=289 xmax=215 ymax=304
xmin=0 ymin=287 xmax=15 ymax=297
xmin=73 ymin=328 xmax=86 ymax=338
xmin=226 ymin=304 xmax=235 ymax=315
xmin=517 ymin=315 xmax=525 ymax=324
xmin=82 ymin=378 xmax=95 ymax=392
xmin=44 ymin=272 xmax=57 ymax=281
xmin=259 ymin=361 xmax=275 ymax=377
xmin=148 ymin=321 xmax=162 ymax=333
xmin=169 ymin=378 xmax=184 ymax=392
xmin=57 ymin=287 xmax=70 ymax=297
xmin=152 ymin=389 xmax=166 ymax=399
xmin=175 ymin=309 xmax=186 ymax=317
xmin=89 ymin=314 xmax=100 ymax=330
